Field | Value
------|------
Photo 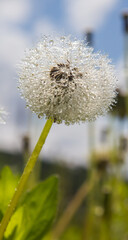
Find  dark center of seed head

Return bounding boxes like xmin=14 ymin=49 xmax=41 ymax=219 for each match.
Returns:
xmin=50 ymin=63 xmax=82 ymax=83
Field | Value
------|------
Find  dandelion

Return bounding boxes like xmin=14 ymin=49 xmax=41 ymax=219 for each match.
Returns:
xmin=0 ymin=36 xmax=117 ymax=239
xmin=19 ymin=35 xmax=117 ymax=125
xmin=0 ymin=108 xmax=7 ymax=124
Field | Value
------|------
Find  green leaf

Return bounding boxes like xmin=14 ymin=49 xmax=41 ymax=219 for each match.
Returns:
xmin=0 ymin=167 xmax=19 ymax=214
xmin=4 ymin=227 xmax=17 ymax=240
xmin=5 ymin=207 xmax=23 ymax=239
xmin=5 ymin=176 xmax=58 ymax=240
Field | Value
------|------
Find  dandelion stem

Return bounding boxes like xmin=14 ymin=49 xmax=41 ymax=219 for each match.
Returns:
xmin=0 ymin=118 xmax=53 ymax=240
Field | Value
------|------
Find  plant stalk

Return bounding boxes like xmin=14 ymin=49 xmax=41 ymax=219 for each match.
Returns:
xmin=52 ymin=171 xmax=97 ymax=240
xmin=0 ymin=118 xmax=53 ymax=240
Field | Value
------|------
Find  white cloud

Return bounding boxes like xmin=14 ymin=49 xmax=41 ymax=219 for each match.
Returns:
xmin=33 ymin=18 xmax=57 ymax=38
xmin=0 ymin=0 xmax=32 ymax=66
xmin=0 ymin=124 xmax=21 ymax=153
xmin=29 ymin=120 xmax=89 ymax=166
xmin=0 ymin=25 xmax=31 ymax=119
xmin=0 ymin=0 xmax=31 ymax=24
xmin=30 ymin=116 xmax=111 ymax=167
xmin=65 ymin=0 xmax=118 ymax=32
xmin=116 ymin=58 xmax=126 ymax=93
xmin=0 ymin=1 xmax=32 ymax=149
xmin=0 ymin=27 xmax=30 ymax=66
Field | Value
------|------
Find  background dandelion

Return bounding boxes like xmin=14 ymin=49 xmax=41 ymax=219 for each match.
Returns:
xmin=0 ymin=108 xmax=7 ymax=124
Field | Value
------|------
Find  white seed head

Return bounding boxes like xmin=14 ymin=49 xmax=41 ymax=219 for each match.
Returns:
xmin=0 ymin=108 xmax=7 ymax=124
xmin=18 ymin=35 xmax=117 ymax=125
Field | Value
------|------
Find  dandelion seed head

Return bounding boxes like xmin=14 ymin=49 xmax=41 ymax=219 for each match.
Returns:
xmin=0 ymin=108 xmax=7 ymax=124
xmin=18 ymin=35 xmax=117 ymax=125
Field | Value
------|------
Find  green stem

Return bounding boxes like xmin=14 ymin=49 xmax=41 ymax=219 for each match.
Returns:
xmin=0 ymin=118 xmax=53 ymax=240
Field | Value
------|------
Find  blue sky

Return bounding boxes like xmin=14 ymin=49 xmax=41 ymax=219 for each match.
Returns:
xmin=95 ymin=0 xmax=127 ymax=63
xmin=26 ymin=0 xmax=127 ymax=62
xmin=0 ymin=0 xmax=128 ymax=166
xmin=7 ymin=0 xmax=127 ymax=58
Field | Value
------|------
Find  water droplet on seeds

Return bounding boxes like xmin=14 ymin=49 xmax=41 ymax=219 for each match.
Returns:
xmin=49 ymin=40 xmax=54 ymax=46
